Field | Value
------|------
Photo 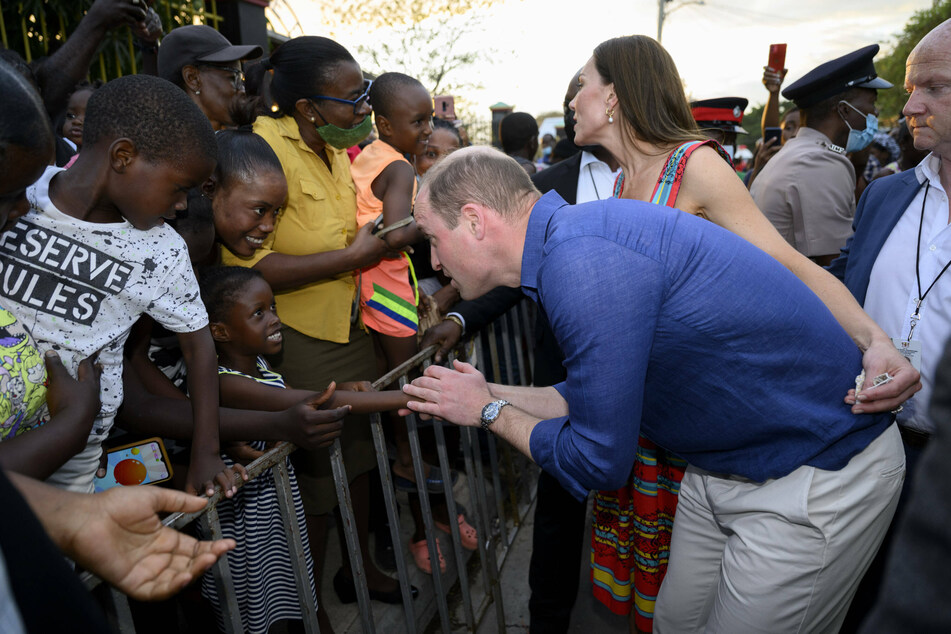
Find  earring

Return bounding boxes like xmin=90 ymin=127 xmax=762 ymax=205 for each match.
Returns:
xmin=606 ymin=107 xmax=615 ymax=124
xmin=194 ymin=89 xmax=201 ymax=95
xmin=310 ymin=117 xmax=315 ymax=123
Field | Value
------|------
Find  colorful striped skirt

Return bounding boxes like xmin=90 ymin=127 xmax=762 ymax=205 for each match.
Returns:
xmin=591 ymin=435 xmax=687 ymax=632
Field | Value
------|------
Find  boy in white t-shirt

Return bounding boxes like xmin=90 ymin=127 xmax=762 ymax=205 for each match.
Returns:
xmin=1 ymin=74 xmax=239 ymax=495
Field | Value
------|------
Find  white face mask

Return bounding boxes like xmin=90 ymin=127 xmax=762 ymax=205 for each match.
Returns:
xmin=721 ymin=144 xmax=735 ymax=159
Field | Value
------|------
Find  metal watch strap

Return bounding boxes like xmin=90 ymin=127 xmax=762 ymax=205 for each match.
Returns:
xmin=480 ymin=399 xmax=511 ymax=433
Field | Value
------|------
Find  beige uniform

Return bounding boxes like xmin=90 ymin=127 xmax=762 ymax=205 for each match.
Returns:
xmin=750 ymin=127 xmax=856 ymax=257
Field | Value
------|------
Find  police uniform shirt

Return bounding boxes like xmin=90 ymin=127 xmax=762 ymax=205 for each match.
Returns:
xmin=750 ymin=127 xmax=856 ymax=257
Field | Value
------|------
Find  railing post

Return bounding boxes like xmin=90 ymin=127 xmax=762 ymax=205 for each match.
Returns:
xmin=329 ymin=438 xmax=376 ymax=634
xmin=272 ymin=460 xmax=321 ymax=633
xmin=428 ymin=372 xmax=477 ymax=632
xmin=199 ymin=505 xmax=244 ymax=634
xmin=369 ymin=411 xmax=418 ymax=631
xmin=400 ymin=376 xmax=453 ymax=634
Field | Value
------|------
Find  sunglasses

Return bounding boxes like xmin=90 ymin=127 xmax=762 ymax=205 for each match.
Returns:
xmin=310 ymin=79 xmax=373 ymax=114
xmin=197 ymin=64 xmax=245 ymax=89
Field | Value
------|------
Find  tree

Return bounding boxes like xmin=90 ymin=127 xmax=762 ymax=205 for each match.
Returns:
xmin=323 ymin=0 xmax=504 ymax=96
xmin=874 ymin=0 xmax=951 ymax=123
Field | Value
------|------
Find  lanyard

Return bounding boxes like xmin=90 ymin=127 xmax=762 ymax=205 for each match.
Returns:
xmin=908 ymin=180 xmax=951 ymax=341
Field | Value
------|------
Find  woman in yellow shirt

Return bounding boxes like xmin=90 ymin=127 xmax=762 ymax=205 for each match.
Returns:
xmin=220 ymin=36 xmax=404 ymax=629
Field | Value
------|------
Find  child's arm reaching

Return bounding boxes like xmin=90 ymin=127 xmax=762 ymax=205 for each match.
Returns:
xmin=219 ymin=374 xmax=412 ymax=416
xmin=0 ymin=351 xmax=102 ymax=480
xmin=374 ymin=161 xmax=423 ymax=250
xmin=177 ymin=327 xmax=244 ymax=497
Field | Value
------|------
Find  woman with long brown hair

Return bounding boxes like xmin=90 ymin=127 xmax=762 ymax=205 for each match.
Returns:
xmin=570 ymin=35 xmax=917 ymax=633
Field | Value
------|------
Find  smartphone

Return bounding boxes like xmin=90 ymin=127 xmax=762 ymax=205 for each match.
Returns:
xmin=94 ymin=437 xmax=172 ymax=493
xmin=434 ymin=95 xmax=456 ymax=121
xmin=763 ymin=127 xmax=782 ymax=145
xmin=370 ymin=213 xmax=385 ymax=234
xmin=767 ymin=43 xmax=787 ymax=73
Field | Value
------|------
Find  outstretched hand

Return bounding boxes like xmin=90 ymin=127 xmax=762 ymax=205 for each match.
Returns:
xmin=419 ymin=319 xmax=464 ymax=364
xmin=280 ymin=383 xmax=347 ymax=449
xmin=846 ymin=339 xmax=921 ymax=413
xmin=400 ymin=360 xmax=492 ymax=426
xmin=63 ymin=486 xmax=235 ymax=600
xmin=185 ymin=452 xmax=246 ymax=498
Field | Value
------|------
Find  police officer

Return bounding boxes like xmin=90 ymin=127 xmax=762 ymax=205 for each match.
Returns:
xmin=691 ymin=96 xmax=748 ymax=162
xmin=750 ymin=45 xmax=892 ymax=266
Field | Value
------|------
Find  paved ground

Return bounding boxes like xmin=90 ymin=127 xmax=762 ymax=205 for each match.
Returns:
xmin=319 ymin=472 xmax=628 ymax=633
xmin=471 ymin=496 xmax=628 ymax=634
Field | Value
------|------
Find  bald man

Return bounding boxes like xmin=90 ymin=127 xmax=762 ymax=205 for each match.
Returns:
xmin=829 ymin=18 xmax=951 ymax=631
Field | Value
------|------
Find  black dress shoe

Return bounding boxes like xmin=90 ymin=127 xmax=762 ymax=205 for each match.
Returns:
xmin=332 ymin=568 xmax=418 ymax=604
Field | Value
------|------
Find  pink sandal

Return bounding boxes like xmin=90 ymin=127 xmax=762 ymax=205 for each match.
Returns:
xmin=409 ymin=538 xmax=446 ymax=574
xmin=435 ymin=514 xmax=478 ymax=551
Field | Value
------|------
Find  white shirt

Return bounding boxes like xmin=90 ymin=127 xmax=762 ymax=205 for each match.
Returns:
xmin=576 ymin=151 xmax=622 ymax=204
xmin=865 ymin=153 xmax=951 ymax=433
xmin=6 ymin=167 xmax=208 ymax=491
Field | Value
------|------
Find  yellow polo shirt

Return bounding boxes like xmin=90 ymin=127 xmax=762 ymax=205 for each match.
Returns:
xmin=222 ymin=115 xmax=357 ymax=344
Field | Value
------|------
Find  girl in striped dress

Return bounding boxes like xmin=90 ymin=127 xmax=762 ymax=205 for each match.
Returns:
xmin=200 ymin=266 xmax=414 ymax=631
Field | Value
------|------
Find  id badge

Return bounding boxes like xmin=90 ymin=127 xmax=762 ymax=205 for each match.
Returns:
xmin=892 ymin=337 xmax=922 ymax=372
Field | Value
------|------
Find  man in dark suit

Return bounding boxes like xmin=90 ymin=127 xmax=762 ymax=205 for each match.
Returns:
xmin=421 ymin=71 xmax=619 ymax=633
xmin=829 ymin=19 xmax=951 ymax=631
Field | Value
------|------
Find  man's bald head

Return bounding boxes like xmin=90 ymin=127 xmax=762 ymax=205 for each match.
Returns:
xmin=420 ymin=146 xmax=540 ymax=229
xmin=903 ymin=18 xmax=951 ymax=156
xmin=909 ymin=18 xmax=951 ymax=61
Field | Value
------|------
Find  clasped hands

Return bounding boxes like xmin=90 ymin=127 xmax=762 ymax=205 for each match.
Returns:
xmin=400 ymin=360 xmax=493 ymax=427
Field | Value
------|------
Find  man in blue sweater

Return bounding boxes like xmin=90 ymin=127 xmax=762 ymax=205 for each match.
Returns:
xmin=404 ymin=146 xmax=906 ymax=632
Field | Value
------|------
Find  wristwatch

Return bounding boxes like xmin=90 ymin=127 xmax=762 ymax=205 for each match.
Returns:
xmin=480 ymin=399 xmax=511 ymax=433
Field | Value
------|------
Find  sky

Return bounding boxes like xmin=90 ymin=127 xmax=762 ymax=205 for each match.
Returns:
xmin=268 ymin=0 xmax=934 ymax=121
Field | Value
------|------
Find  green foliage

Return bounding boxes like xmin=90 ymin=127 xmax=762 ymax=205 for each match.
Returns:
xmin=1 ymin=0 xmax=218 ymax=81
xmin=874 ymin=0 xmax=951 ymax=123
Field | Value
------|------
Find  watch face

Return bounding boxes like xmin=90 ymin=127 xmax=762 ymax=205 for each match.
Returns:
xmin=482 ymin=401 xmax=499 ymax=422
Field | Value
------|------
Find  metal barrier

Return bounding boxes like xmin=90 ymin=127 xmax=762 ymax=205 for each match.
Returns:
xmin=82 ymin=301 xmax=539 ymax=633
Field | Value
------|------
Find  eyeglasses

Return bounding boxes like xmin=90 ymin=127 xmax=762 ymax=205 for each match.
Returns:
xmin=310 ymin=79 xmax=373 ymax=114
xmin=197 ymin=64 xmax=245 ymax=89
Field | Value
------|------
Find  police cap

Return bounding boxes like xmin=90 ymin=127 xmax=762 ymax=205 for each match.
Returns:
xmin=782 ymin=44 xmax=892 ymax=109
xmin=690 ymin=97 xmax=749 ymax=135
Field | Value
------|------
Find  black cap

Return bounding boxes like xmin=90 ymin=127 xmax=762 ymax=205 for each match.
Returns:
xmin=782 ymin=44 xmax=892 ymax=109
xmin=691 ymin=97 xmax=748 ymax=135
xmin=158 ymin=25 xmax=262 ymax=85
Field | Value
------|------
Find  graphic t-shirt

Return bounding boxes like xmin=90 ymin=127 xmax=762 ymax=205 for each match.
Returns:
xmin=1 ymin=166 xmax=208 ymax=491
xmin=0 ymin=308 xmax=48 ymax=440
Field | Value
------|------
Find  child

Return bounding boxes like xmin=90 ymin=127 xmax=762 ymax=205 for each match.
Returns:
xmin=208 ymin=129 xmax=287 ymax=262
xmin=200 ymin=266 xmax=413 ymax=631
xmin=2 ymin=74 xmax=236 ymax=496
xmin=351 ymin=72 xmax=435 ymax=481
xmin=56 ymin=81 xmax=100 ymax=167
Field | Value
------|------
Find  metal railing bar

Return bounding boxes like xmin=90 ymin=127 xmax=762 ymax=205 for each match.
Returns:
xmin=400 ymin=375 xmax=452 ymax=634
xmin=199 ymin=505 xmax=243 ymax=633
xmin=477 ymin=334 xmax=509 ymax=547
xmin=432 ymin=415 xmax=476 ymax=632
xmin=519 ymin=302 xmax=536 ymax=381
xmin=272 ymin=460 xmax=320 ymax=633
xmin=109 ymin=586 xmax=136 ymax=633
xmin=328 ymin=438 xmax=375 ymax=634
xmin=464 ymin=426 xmax=506 ymax=632
xmin=369 ymin=411 xmax=418 ymax=630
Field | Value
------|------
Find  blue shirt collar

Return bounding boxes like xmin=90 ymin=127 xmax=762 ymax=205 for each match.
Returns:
xmin=520 ymin=190 xmax=569 ymax=301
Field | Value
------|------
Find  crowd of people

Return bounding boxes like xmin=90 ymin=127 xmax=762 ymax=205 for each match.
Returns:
xmin=1 ymin=1 xmax=950 ymax=632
